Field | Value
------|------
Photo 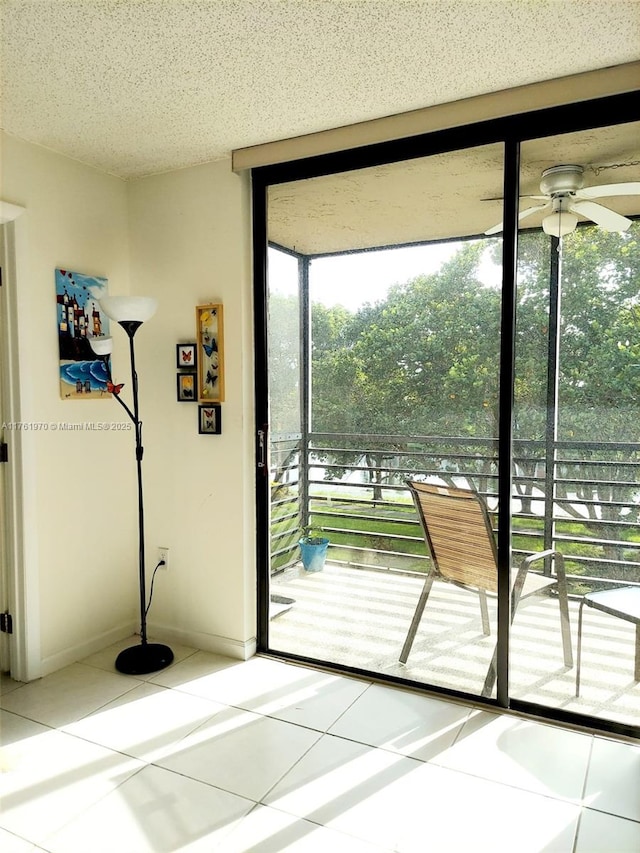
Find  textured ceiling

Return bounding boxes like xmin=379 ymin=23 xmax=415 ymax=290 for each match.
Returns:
xmin=269 ymin=122 xmax=640 ymax=254
xmin=1 ymin=0 xmax=640 ymax=180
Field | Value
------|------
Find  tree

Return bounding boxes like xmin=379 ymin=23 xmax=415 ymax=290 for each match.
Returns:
xmin=551 ymin=224 xmax=640 ymax=568
xmin=312 ymin=241 xmax=503 ymax=436
xmin=274 ymin=224 xmax=640 ymax=578
xmin=559 ymin=225 xmax=640 ymax=439
xmin=268 ymin=292 xmax=301 ymax=436
xmin=311 ymin=241 xmax=502 ymax=497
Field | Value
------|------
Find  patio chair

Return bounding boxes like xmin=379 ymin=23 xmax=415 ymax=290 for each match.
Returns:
xmin=401 ymin=481 xmax=573 ymax=696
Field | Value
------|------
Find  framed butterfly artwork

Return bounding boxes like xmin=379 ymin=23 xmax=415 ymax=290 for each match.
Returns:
xmin=176 ymin=343 xmax=196 ymax=370
xmin=196 ymin=303 xmax=225 ymax=403
xmin=198 ymin=404 xmax=221 ymax=435
xmin=176 ymin=372 xmax=196 ymax=402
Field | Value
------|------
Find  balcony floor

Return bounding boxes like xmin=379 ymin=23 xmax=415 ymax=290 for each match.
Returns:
xmin=270 ymin=562 xmax=640 ymax=730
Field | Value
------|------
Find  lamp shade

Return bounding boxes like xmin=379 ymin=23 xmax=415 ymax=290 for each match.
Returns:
xmin=542 ymin=212 xmax=578 ymax=238
xmin=89 ymin=335 xmax=113 ymax=356
xmin=99 ymin=296 xmax=158 ymax=323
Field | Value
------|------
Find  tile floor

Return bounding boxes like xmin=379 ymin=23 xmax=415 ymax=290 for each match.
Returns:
xmin=1 ymin=637 xmax=639 ymax=852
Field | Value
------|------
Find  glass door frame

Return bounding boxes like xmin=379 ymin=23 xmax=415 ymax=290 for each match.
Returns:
xmin=252 ymin=91 xmax=640 ymax=740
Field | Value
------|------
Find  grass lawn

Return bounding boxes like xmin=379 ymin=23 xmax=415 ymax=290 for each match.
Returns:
xmin=270 ymin=487 xmax=640 ymax=588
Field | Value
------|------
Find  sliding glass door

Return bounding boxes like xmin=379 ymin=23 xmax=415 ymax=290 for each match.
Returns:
xmin=510 ymin=123 xmax=640 ymax=729
xmin=264 ymin=144 xmax=507 ymax=702
xmin=254 ymin=99 xmax=640 ymax=736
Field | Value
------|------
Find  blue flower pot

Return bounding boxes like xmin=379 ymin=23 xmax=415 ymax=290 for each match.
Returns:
xmin=299 ymin=537 xmax=329 ymax=572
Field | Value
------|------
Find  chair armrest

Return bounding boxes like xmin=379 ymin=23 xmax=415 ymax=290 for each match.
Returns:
xmin=511 ymin=549 xmax=567 ymax=616
xmin=520 ymin=548 xmax=567 ymax=580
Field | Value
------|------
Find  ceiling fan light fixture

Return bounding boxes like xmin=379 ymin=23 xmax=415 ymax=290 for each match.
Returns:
xmin=542 ymin=211 xmax=578 ymax=238
xmin=485 ymin=164 xmax=639 ymax=237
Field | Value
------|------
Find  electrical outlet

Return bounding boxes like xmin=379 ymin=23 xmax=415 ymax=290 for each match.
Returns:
xmin=157 ymin=547 xmax=170 ymax=570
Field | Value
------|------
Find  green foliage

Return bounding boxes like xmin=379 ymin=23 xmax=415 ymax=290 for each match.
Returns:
xmin=299 ymin=524 xmax=328 ymax=545
xmin=556 ymin=225 xmax=640 ymax=439
xmin=308 ymin=225 xmax=640 ymax=445
xmin=268 ymin=290 xmax=301 ymax=435
xmin=269 ymin=222 xmax=640 ymax=586
xmin=311 ymin=241 xmax=502 ymax=439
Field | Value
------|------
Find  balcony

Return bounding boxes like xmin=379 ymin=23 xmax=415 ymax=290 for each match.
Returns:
xmin=267 ymin=433 xmax=640 ymax=730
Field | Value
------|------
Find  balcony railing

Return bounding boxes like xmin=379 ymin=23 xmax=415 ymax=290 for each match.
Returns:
xmin=270 ymin=432 xmax=640 ymax=594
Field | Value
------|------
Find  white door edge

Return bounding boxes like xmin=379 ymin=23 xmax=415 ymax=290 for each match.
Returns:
xmin=1 ymin=209 xmax=42 ymax=682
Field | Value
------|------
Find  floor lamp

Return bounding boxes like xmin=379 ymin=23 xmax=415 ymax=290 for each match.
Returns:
xmin=90 ymin=295 xmax=174 ymax=675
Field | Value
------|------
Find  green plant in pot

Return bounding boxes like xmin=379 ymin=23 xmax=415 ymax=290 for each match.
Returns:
xmin=298 ymin=525 xmax=330 ymax=572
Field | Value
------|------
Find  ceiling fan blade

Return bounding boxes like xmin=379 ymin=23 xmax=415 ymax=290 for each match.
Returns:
xmin=484 ymin=222 xmax=505 ymax=235
xmin=570 ymin=201 xmax=632 ymax=232
xmin=482 ymin=194 xmax=548 ymax=201
xmin=577 ymin=181 xmax=640 ymax=200
xmin=484 ymin=203 xmax=549 ymax=235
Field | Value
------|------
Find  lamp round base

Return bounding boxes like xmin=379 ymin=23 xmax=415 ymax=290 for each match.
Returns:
xmin=115 ymin=643 xmax=174 ymax=675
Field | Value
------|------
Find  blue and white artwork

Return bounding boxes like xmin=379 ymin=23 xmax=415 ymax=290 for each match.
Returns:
xmin=56 ymin=269 xmax=110 ymax=399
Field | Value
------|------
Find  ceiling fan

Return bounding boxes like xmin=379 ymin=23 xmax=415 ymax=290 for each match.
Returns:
xmin=485 ymin=164 xmax=640 ymax=237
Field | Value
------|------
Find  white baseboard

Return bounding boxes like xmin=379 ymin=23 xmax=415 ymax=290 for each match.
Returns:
xmin=149 ymin=622 xmax=257 ymax=661
xmin=39 ymin=621 xmax=137 ymax=678
xmin=35 ymin=622 xmax=256 ymax=681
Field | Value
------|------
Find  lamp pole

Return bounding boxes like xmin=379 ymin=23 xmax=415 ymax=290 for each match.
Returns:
xmin=90 ymin=298 xmax=173 ymax=675
xmin=126 ymin=321 xmax=149 ymax=647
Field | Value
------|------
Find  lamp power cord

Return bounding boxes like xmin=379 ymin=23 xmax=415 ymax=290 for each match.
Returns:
xmin=145 ymin=558 xmax=165 ymax=620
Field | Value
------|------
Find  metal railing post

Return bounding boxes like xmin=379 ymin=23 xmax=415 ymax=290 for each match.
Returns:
xmin=543 ymin=236 xmax=562 ymax=574
xmin=299 ymin=254 xmax=311 ymax=530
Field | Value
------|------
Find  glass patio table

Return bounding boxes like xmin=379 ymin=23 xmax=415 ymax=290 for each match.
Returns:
xmin=576 ymin=586 xmax=640 ymax=696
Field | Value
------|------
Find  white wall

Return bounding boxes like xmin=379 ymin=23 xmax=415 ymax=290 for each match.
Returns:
xmin=1 ymin=134 xmax=256 ymax=675
xmin=126 ymin=159 xmax=256 ymax=657
xmin=0 ymin=132 xmax=137 ymax=675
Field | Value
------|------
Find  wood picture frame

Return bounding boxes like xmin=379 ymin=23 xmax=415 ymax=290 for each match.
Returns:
xmin=196 ymin=303 xmax=225 ymax=403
